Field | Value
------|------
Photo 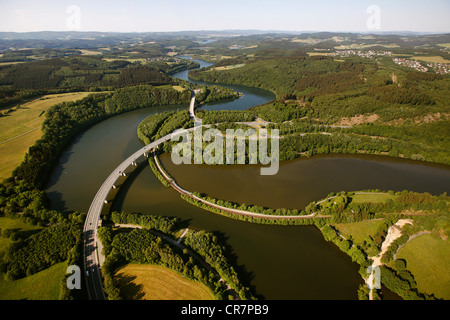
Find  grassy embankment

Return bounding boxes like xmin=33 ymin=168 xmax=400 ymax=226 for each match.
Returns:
xmin=0 ymin=262 xmax=67 ymax=300
xmin=0 ymin=217 xmax=42 ymax=253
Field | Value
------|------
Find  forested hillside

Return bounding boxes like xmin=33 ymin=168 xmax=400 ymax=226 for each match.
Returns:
xmin=0 ymin=54 xmax=199 ymax=110
xmin=0 ymin=31 xmax=448 ymax=301
xmin=188 ymin=54 xmax=450 ymax=165
xmin=0 ymin=56 xmax=176 ymax=90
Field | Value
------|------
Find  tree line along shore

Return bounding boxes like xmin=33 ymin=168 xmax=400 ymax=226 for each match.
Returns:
xmin=0 ymin=48 xmax=448 ymax=300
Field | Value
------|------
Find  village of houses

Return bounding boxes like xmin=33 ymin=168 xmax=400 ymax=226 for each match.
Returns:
xmin=330 ymin=49 xmax=449 ymax=74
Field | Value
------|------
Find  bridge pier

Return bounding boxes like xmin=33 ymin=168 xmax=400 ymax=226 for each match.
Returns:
xmin=85 ymin=131 xmax=180 ymax=300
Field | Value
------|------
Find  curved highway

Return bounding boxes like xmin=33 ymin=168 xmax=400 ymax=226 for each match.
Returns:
xmin=83 ymin=95 xmax=198 ymax=299
xmin=83 ymin=91 xmax=339 ymax=298
xmin=83 ymin=132 xmax=175 ymax=299
xmin=152 ymin=154 xmax=330 ymax=220
xmin=83 ymin=86 xmax=346 ymax=299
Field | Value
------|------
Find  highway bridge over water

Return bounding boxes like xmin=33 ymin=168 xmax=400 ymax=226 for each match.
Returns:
xmin=83 ymin=93 xmax=199 ymax=299
xmin=83 ymin=133 xmax=176 ymax=299
xmin=82 ymin=94 xmax=329 ymax=299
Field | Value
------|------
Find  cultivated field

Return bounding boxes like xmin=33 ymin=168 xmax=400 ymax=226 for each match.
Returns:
xmin=0 ymin=92 xmax=93 ymax=181
xmin=396 ymin=233 xmax=450 ymax=300
xmin=412 ymin=56 xmax=450 ymax=64
xmin=335 ymin=43 xmax=400 ymax=50
xmin=115 ymin=264 xmax=216 ymax=300
xmin=79 ymin=49 xmax=102 ymax=55
xmin=307 ymin=52 xmax=334 ymax=57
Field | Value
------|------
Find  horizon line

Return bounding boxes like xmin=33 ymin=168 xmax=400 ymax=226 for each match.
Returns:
xmin=0 ymin=29 xmax=449 ymax=35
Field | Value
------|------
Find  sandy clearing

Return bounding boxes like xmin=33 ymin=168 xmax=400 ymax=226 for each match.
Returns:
xmin=366 ymin=219 xmax=413 ymax=298
xmin=334 ymin=114 xmax=379 ymax=126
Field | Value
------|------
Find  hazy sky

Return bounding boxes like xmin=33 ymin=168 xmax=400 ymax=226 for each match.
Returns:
xmin=0 ymin=0 xmax=449 ymax=33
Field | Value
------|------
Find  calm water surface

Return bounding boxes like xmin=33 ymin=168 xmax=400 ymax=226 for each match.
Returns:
xmin=45 ymin=59 xmax=450 ymax=300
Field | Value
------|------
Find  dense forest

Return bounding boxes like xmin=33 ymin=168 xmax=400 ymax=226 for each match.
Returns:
xmin=0 ymin=56 xmax=130 ymax=90
xmin=1 ymin=223 xmax=82 ymax=280
xmin=0 ymin=32 xmax=448 ymax=301
xmin=189 ymin=55 xmax=449 ymax=110
xmin=0 ymin=79 xmax=243 ymax=300
xmin=0 ymin=83 xmax=191 ymax=297
xmin=318 ymin=190 xmax=449 ymax=300
xmin=97 ymin=211 xmax=254 ymax=300
xmin=0 ymin=83 xmax=194 ymax=296
xmin=0 ymin=54 xmax=202 ymax=92
xmin=100 ymin=227 xmax=221 ymax=300
xmin=139 ymin=107 xmax=449 ymax=166
xmin=11 ymin=85 xmax=193 ymax=188
xmin=0 ymin=55 xmax=200 ymax=110
xmin=173 ymin=53 xmax=450 ymax=165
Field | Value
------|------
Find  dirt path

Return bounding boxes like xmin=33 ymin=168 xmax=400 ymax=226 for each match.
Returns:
xmin=366 ymin=219 xmax=413 ymax=299
xmin=0 ymin=127 xmax=39 ymax=145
